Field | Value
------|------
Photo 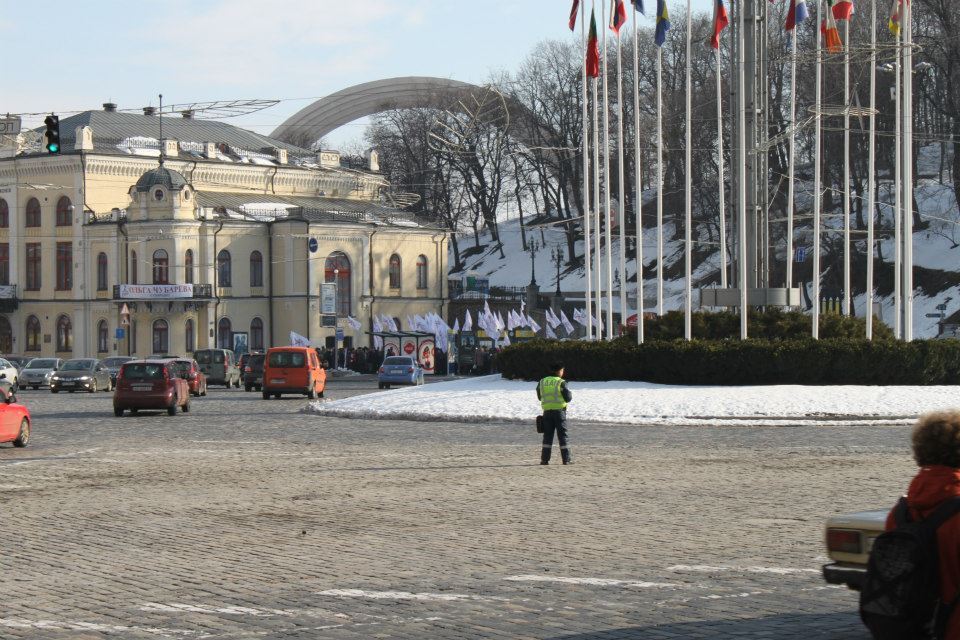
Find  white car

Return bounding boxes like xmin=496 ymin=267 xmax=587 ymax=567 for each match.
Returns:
xmin=0 ymin=358 xmax=20 ymax=390
xmin=822 ymin=508 xmax=888 ymax=590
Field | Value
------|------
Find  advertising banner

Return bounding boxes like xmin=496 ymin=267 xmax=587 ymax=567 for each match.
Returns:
xmin=118 ymin=284 xmax=193 ymax=299
xmin=418 ymin=339 xmax=436 ymax=375
xmin=320 ymin=283 xmax=337 ymax=315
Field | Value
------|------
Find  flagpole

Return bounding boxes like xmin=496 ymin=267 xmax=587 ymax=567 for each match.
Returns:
xmin=736 ymin=0 xmax=747 ymax=338
xmin=786 ymin=17 xmax=798 ymax=292
xmin=592 ymin=8 xmax=603 ymax=340
xmin=683 ymin=0 xmax=692 ymax=340
xmin=656 ymin=47 xmax=664 ymax=317
xmin=716 ymin=47 xmax=727 ymax=289
xmin=903 ymin=0 xmax=913 ymax=340
xmin=581 ymin=0 xmax=594 ymax=341
xmin=812 ymin=0 xmax=823 ymax=339
xmin=866 ymin=0 xmax=876 ymax=340
xmin=842 ymin=18 xmax=851 ymax=316
xmin=633 ymin=5 xmax=644 ymax=344
xmin=602 ymin=0 xmax=614 ymax=339
xmin=617 ymin=26 xmax=628 ymax=338
xmin=893 ymin=10 xmax=902 ymax=339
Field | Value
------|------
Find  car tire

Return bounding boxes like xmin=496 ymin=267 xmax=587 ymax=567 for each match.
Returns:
xmin=201 ymin=386 xmax=207 ymax=397
xmin=130 ymin=408 xmax=139 ymax=416
xmin=262 ymin=390 xmax=270 ymax=400
xmin=114 ymin=407 xmax=124 ymax=417
xmin=234 ymin=377 xmax=241 ymax=389
xmin=318 ymin=389 xmax=324 ymax=398
xmin=245 ymin=384 xmax=252 ymax=392
xmin=12 ymin=419 xmax=29 ymax=448
xmin=256 ymin=384 xmax=262 ymax=392
xmin=167 ymin=403 xmax=176 ymax=416
xmin=274 ymin=393 xmax=281 ymax=399
xmin=51 ymin=388 xmax=59 ymax=394
xmin=384 ymin=384 xmax=390 ymax=390
xmin=31 ymin=386 xmax=38 ymax=390
xmin=105 ymin=379 xmax=113 ymax=392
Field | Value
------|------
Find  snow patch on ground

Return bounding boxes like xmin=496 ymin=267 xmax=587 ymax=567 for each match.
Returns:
xmin=303 ymin=375 xmax=957 ymax=426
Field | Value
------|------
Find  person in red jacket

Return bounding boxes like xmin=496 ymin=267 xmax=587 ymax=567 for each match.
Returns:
xmin=885 ymin=411 xmax=960 ymax=640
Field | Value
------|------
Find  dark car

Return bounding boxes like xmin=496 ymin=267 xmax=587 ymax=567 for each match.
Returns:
xmin=102 ymin=356 xmax=134 ymax=385
xmin=113 ymin=360 xmax=191 ymax=417
xmin=172 ymin=359 xmax=207 ymax=397
xmin=243 ymin=353 xmax=265 ymax=392
xmin=50 ymin=358 xmax=112 ymax=393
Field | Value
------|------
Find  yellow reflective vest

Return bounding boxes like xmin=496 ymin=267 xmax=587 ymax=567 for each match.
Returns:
xmin=538 ymin=376 xmax=568 ymax=411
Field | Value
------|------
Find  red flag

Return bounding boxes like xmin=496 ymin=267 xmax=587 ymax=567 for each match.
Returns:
xmin=833 ymin=0 xmax=854 ymax=20
xmin=821 ymin=2 xmax=843 ymax=53
xmin=709 ymin=0 xmax=729 ymax=49
xmin=610 ymin=0 xmax=628 ymax=35
xmin=586 ymin=9 xmax=600 ymax=78
xmin=569 ymin=0 xmax=580 ymax=31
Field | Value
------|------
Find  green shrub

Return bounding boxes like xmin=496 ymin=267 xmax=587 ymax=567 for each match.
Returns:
xmin=498 ymin=337 xmax=960 ymax=385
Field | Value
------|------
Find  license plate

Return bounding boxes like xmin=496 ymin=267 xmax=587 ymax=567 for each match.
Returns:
xmin=133 ymin=385 xmax=152 ymax=391
xmin=271 ymin=378 xmax=285 ymax=384
xmin=391 ymin=368 xmax=405 ymax=374
xmin=62 ymin=381 xmax=76 ymax=386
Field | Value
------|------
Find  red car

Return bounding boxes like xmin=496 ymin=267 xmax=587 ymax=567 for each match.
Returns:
xmin=113 ymin=360 xmax=191 ymax=417
xmin=172 ymin=359 xmax=207 ymax=397
xmin=0 ymin=382 xmax=30 ymax=447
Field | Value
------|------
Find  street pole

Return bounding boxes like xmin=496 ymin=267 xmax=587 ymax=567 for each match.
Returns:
xmin=866 ymin=0 xmax=877 ymax=339
xmin=334 ymin=268 xmax=339 ymax=370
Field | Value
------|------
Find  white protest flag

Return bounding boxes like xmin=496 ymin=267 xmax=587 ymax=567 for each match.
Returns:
xmin=545 ymin=307 xmax=561 ymax=329
xmin=372 ymin=317 xmax=384 ymax=349
xmin=289 ymin=331 xmax=310 ymax=347
xmin=506 ymin=310 xmax=517 ymax=331
xmin=463 ymin=310 xmax=473 ymax=332
xmin=573 ymin=308 xmax=587 ymax=326
xmin=546 ymin=323 xmax=557 ymax=339
xmin=527 ymin=314 xmax=541 ymax=333
xmin=453 ymin=318 xmax=460 ymax=333
xmin=495 ymin=311 xmax=506 ymax=331
xmin=560 ymin=310 xmax=575 ymax=334
xmin=346 ymin=316 xmax=362 ymax=331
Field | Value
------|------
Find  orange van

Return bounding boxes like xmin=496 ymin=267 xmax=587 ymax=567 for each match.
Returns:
xmin=262 ymin=347 xmax=326 ymax=399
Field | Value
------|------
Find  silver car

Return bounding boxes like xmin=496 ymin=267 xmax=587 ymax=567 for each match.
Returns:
xmin=50 ymin=358 xmax=113 ymax=394
xmin=21 ymin=358 xmax=64 ymax=390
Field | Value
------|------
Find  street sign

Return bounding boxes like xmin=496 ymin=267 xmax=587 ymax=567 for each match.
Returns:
xmin=321 ymin=315 xmax=336 ymax=327
xmin=0 ymin=117 xmax=21 ymax=135
xmin=120 ymin=303 xmax=130 ymax=315
xmin=320 ymin=283 xmax=336 ymax=314
xmin=937 ymin=304 xmax=948 ymax=311
xmin=794 ymin=247 xmax=807 ymax=263
xmin=115 ymin=328 xmax=125 ymax=339
xmin=926 ymin=313 xmax=944 ymax=318
xmin=308 ymin=237 xmax=318 ymax=253
xmin=335 ymin=328 xmax=344 ymax=342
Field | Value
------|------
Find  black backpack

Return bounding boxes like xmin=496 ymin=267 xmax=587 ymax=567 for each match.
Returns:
xmin=860 ymin=496 xmax=960 ymax=639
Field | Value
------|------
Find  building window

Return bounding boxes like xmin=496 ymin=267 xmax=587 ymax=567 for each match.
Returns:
xmin=152 ymin=319 xmax=169 ymax=355
xmin=388 ymin=254 xmax=401 ymax=290
xmin=25 ymin=243 xmax=41 ymax=291
xmin=25 ymin=316 xmax=41 ymax=351
xmin=0 ymin=316 xmax=11 ymax=354
xmin=184 ymin=249 xmax=194 ymax=284
xmin=250 ymin=250 xmax=263 ymax=287
xmin=324 ymin=251 xmax=351 ymax=316
xmin=217 ymin=250 xmax=232 ymax=287
xmin=152 ymin=249 xmax=169 ymax=284
xmin=56 ymin=196 xmax=72 ymax=227
xmin=56 ymin=242 xmax=73 ymax=290
xmin=217 ymin=317 xmax=232 ymax=349
xmin=56 ymin=315 xmax=72 ymax=352
xmin=250 ymin=318 xmax=264 ymax=351
xmin=97 ymin=320 xmax=109 ymax=353
xmin=0 ymin=243 xmax=8 ymax=286
xmin=185 ymin=319 xmax=195 ymax=353
xmin=97 ymin=252 xmax=108 ymax=291
xmin=416 ymin=254 xmax=428 ymax=289
xmin=0 ymin=199 xmax=8 ymax=228
xmin=25 ymin=198 xmax=40 ymax=228
xmin=130 ymin=250 xmax=138 ymax=284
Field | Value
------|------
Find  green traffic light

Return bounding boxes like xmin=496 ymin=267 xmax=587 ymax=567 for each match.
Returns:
xmin=47 ymin=143 xmax=59 ymax=153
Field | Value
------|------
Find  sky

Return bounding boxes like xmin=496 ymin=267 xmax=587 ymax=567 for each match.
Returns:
xmin=2 ymin=0 xmax=714 ymax=149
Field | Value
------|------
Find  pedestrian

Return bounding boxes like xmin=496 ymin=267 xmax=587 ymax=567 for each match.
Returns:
xmin=536 ymin=362 xmax=573 ymax=465
xmin=860 ymin=411 xmax=960 ymax=639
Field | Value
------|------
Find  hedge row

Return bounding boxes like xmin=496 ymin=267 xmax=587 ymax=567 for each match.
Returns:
xmin=497 ymin=338 xmax=960 ymax=385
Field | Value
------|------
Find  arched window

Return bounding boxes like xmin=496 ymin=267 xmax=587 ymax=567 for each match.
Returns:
xmin=56 ymin=315 xmax=72 ymax=352
xmin=184 ymin=249 xmax=194 ymax=284
xmin=97 ymin=252 xmax=108 ymax=291
xmin=56 ymin=196 xmax=72 ymax=227
xmin=185 ymin=319 xmax=195 ymax=353
xmin=130 ymin=250 xmax=138 ymax=284
xmin=217 ymin=249 xmax=232 ymax=287
xmin=152 ymin=319 xmax=169 ymax=354
xmin=250 ymin=318 xmax=264 ymax=351
xmin=0 ymin=199 xmax=8 ymax=228
xmin=0 ymin=316 xmax=11 ymax=354
xmin=416 ymin=254 xmax=428 ymax=289
xmin=249 ymin=250 xmax=263 ymax=287
xmin=25 ymin=316 xmax=41 ymax=352
xmin=152 ymin=249 xmax=169 ymax=284
xmin=324 ymin=251 xmax=351 ymax=316
xmin=25 ymin=197 xmax=40 ymax=228
xmin=217 ymin=317 xmax=232 ymax=349
xmin=97 ymin=320 xmax=109 ymax=353
xmin=388 ymin=254 xmax=402 ymax=290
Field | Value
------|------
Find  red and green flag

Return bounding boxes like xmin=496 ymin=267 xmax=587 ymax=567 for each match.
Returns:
xmin=822 ymin=0 xmax=844 ymax=53
xmin=586 ymin=9 xmax=601 ymax=78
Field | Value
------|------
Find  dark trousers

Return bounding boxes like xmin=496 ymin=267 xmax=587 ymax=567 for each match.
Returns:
xmin=541 ymin=410 xmax=570 ymax=463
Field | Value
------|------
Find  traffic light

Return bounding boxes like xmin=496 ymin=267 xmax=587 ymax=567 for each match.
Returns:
xmin=43 ymin=115 xmax=60 ymax=154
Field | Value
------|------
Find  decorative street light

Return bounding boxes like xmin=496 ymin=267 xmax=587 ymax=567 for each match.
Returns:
xmin=527 ymin=238 xmax=540 ymax=287
xmin=551 ymin=245 xmax=564 ymax=296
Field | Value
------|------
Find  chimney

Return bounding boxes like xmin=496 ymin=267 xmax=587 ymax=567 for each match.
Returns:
xmin=181 ymin=109 xmax=194 ymax=119
xmin=272 ymin=148 xmax=288 ymax=165
xmin=143 ymin=106 xmax=156 ymax=116
xmin=102 ymin=102 xmax=117 ymax=113
xmin=203 ymin=142 xmax=218 ymax=159
xmin=74 ymin=126 xmax=93 ymax=151
xmin=162 ymin=139 xmax=178 ymax=158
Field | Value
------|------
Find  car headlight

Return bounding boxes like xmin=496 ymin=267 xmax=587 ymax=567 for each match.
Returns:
xmin=45 ymin=372 xmax=53 ymax=378
xmin=51 ymin=375 xmax=60 ymax=381
xmin=79 ymin=376 xmax=91 ymax=381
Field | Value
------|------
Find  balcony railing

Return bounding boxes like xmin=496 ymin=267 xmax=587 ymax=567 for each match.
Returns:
xmin=112 ymin=284 xmax=213 ymax=300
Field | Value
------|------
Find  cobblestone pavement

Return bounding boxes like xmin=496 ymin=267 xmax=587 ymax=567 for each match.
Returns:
xmin=0 ymin=377 xmax=920 ymax=639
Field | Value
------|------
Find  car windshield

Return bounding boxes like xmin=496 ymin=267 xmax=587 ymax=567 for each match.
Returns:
xmin=248 ymin=354 xmax=265 ymax=367
xmin=62 ymin=360 xmax=96 ymax=371
xmin=122 ymin=363 xmax=165 ymax=381
xmin=102 ymin=357 xmax=132 ymax=368
xmin=173 ymin=361 xmax=192 ymax=376
xmin=384 ymin=357 xmax=414 ymax=366
xmin=195 ymin=351 xmax=224 ymax=364
xmin=27 ymin=359 xmax=58 ymax=369
xmin=269 ymin=351 xmax=305 ymax=368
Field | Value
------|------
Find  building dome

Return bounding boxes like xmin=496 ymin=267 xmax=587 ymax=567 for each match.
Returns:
xmin=134 ymin=166 xmax=188 ymax=193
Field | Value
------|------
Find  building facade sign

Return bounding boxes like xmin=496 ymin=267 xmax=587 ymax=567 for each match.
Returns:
xmin=118 ymin=284 xmax=194 ymax=299
xmin=320 ymin=283 xmax=337 ymax=315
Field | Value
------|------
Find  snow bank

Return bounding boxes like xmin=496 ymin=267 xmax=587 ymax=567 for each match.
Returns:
xmin=304 ymin=375 xmax=959 ymax=426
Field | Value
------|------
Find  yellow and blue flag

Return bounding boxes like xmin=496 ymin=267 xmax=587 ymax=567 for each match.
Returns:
xmin=654 ymin=0 xmax=670 ymax=47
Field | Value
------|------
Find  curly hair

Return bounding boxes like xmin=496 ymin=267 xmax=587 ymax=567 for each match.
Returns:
xmin=912 ymin=411 xmax=960 ymax=468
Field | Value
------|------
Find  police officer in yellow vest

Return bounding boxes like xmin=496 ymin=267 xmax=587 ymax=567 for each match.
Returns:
xmin=537 ymin=362 xmax=573 ymax=465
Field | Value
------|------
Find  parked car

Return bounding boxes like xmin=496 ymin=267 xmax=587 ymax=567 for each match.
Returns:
xmin=50 ymin=358 xmax=112 ymax=393
xmin=243 ymin=353 xmax=265 ymax=392
xmin=262 ymin=347 xmax=326 ymax=399
xmin=172 ymin=358 xmax=207 ymax=397
xmin=0 ymin=359 xmax=19 ymax=390
xmin=0 ymin=382 xmax=30 ymax=447
xmin=113 ymin=360 xmax=191 ymax=417
xmin=377 ymin=356 xmax=425 ymax=389
xmin=3 ymin=356 xmax=32 ymax=373
xmin=102 ymin=356 xmax=134 ymax=385
xmin=21 ymin=358 xmax=63 ymax=390
xmin=821 ymin=508 xmax=887 ymax=591
xmin=194 ymin=349 xmax=241 ymax=388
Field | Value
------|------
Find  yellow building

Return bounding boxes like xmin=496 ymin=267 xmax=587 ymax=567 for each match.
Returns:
xmin=0 ymin=106 xmax=447 ymax=358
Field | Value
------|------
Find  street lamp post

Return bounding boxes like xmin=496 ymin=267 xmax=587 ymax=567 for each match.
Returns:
xmin=527 ymin=238 xmax=540 ymax=287
xmin=551 ymin=245 xmax=564 ymax=296
xmin=333 ymin=268 xmax=339 ymax=370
